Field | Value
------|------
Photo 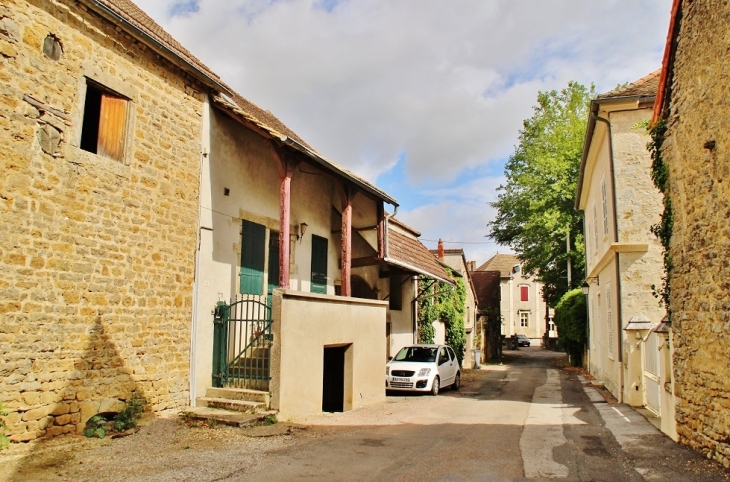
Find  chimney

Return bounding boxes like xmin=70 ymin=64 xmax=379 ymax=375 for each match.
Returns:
xmin=437 ymin=239 xmax=444 ymax=260
xmin=468 ymin=261 xmax=476 ymax=272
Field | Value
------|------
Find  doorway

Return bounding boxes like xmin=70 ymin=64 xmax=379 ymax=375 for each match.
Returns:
xmin=322 ymin=345 xmax=347 ymax=412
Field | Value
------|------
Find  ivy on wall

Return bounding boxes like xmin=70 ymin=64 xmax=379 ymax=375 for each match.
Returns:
xmin=647 ymin=118 xmax=673 ymax=311
xmin=417 ymin=271 xmax=467 ymax=363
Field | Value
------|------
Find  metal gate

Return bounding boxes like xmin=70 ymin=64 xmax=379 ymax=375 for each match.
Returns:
xmin=212 ymin=295 xmax=273 ymax=391
xmin=643 ymin=332 xmax=661 ymax=415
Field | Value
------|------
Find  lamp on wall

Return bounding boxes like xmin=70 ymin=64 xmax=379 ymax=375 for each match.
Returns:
xmin=581 ymin=276 xmax=599 ymax=295
xmin=297 ymin=222 xmax=308 ymax=242
xmin=581 ymin=282 xmax=590 ymax=295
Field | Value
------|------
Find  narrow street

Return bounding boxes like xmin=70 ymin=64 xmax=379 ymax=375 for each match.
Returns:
xmin=233 ymin=348 xmax=728 ymax=482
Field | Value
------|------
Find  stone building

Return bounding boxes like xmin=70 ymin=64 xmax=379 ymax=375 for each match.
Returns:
xmin=475 ymin=254 xmax=549 ymax=342
xmin=575 ymin=71 xmax=675 ymax=439
xmin=0 ymin=0 xmax=228 ymax=441
xmin=653 ymin=0 xmax=730 ymax=466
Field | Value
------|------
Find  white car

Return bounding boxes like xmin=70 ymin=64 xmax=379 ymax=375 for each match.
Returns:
xmin=386 ymin=344 xmax=461 ymax=395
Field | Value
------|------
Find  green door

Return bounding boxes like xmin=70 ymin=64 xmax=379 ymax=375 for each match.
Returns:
xmin=267 ymin=231 xmax=280 ymax=302
xmin=240 ymin=220 xmax=265 ymax=295
xmin=311 ymin=235 xmax=328 ymax=294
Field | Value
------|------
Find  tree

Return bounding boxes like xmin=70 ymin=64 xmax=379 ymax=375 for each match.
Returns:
xmin=488 ymin=81 xmax=592 ymax=306
xmin=553 ymin=288 xmax=587 ymax=366
xmin=417 ymin=271 xmax=467 ymax=364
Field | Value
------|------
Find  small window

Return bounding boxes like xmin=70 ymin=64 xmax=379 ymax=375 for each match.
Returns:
xmin=520 ymin=285 xmax=529 ymax=302
xmin=311 ymin=235 xmax=328 ymax=294
xmin=81 ymin=81 xmax=128 ymax=161
xmin=520 ymin=312 xmax=529 ymax=327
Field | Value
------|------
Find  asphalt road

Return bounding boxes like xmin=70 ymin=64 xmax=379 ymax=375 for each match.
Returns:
xmin=232 ymin=347 xmax=730 ymax=482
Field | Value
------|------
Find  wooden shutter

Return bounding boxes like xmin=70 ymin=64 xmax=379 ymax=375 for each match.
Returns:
xmin=310 ymin=235 xmax=328 ymax=294
xmin=520 ymin=285 xmax=529 ymax=302
xmin=240 ymin=220 xmax=266 ymax=295
xmin=97 ymin=93 xmax=127 ymax=161
xmin=267 ymin=231 xmax=280 ymax=296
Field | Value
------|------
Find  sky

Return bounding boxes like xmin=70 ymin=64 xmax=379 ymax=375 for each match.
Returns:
xmin=134 ymin=0 xmax=671 ymax=266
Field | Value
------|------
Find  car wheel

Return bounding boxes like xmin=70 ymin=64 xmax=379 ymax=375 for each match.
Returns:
xmin=452 ymin=372 xmax=460 ymax=391
xmin=431 ymin=376 xmax=440 ymax=396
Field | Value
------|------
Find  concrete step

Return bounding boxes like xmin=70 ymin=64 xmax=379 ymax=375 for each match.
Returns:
xmin=205 ymin=387 xmax=270 ymax=405
xmin=197 ymin=397 xmax=266 ymax=413
xmin=182 ymin=407 xmax=277 ymax=428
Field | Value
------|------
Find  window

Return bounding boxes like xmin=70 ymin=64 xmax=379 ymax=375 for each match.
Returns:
xmin=311 ymin=235 xmax=328 ymax=294
xmin=593 ymin=203 xmax=599 ymax=252
xmin=520 ymin=312 xmax=529 ymax=327
xmin=240 ymin=220 xmax=266 ymax=295
xmin=606 ymin=282 xmax=613 ymax=358
xmin=601 ymin=178 xmax=609 ymax=236
xmin=81 ymin=80 xmax=128 ymax=161
xmin=267 ymin=231 xmax=280 ymax=296
xmin=520 ymin=285 xmax=529 ymax=302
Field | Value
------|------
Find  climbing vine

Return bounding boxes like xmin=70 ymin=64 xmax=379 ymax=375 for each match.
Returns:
xmin=417 ymin=271 xmax=467 ymax=363
xmin=647 ymin=118 xmax=673 ymax=311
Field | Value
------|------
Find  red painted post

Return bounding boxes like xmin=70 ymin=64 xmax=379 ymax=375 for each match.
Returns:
xmin=279 ymin=167 xmax=292 ymax=289
xmin=341 ymin=185 xmax=353 ymax=297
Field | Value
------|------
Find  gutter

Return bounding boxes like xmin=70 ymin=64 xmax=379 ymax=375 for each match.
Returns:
xmin=79 ymin=0 xmax=230 ymax=95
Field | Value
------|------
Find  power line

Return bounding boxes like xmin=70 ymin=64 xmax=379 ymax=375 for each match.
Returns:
xmin=421 ymin=238 xmax=496 ymax=245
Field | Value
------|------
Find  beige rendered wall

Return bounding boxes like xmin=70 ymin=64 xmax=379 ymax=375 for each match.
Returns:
xmin=500 ymin=275 xmax=545 ymax=339
xmin=0 ymin=0 xmax=204 ymax=441
xmin=270 ymin=290 xmax=387 ymax=420
xmin=661 ymin=0 xmax=730 ymax=467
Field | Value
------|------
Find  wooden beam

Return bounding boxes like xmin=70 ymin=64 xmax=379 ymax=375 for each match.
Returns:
xmin=351 ymin=256 xmax=380 ymax=268
xmin=340 ymin=184 xmax=354 ymax=297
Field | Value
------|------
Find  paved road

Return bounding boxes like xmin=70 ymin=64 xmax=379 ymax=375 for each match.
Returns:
xmin=231 ymin=348 xmax=729 ymax=482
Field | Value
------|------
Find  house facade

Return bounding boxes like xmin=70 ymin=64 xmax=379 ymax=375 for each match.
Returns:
xmin=653 ymin=0 xmax=730 ymax=465
xmin=476 ymin=254 xmax=548 ymax=342
xmin=0 ymin=0 xmax=225 ymax=441
xmin=575 ymin=71 xmax=674 ymax=437
xmin=432 ymin=247 xmax=478 ymax=367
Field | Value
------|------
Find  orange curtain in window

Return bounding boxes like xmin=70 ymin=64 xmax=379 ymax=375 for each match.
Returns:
xmin=97 ymin=93 xmax=127 ymax=161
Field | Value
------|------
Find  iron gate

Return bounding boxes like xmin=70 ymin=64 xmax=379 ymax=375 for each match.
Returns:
xmin=212 ymin=295 xmax=273 ymax=391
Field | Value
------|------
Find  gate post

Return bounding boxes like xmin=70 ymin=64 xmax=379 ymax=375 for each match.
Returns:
xmin=212 ymin=300 xmax=229 ymax=388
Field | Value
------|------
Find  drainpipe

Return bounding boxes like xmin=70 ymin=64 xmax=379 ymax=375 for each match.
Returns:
xmin=592 ymin=111 xmax=624 ymax=403
xmin=383 ymin=204 xmax=398 ymax=260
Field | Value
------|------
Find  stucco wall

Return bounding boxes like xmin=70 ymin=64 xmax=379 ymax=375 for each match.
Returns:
xmin=270 ymin=290 xmax=387 ymax=420
xmin=661 ymin=0 xmax=730 ymax=467
xmin=0 ymin=0 xmax=204 ymax=440
xmin=499 ymin=275 xmax=545 ymax=339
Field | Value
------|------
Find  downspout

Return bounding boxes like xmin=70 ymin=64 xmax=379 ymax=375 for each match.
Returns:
xmin=592 ymin=112 xmax=624 ymax=403
xmin=383 ymin=204 xmax=398 ymax=260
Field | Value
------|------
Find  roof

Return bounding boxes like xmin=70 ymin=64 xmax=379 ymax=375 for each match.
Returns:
xmin=81 ymin=0 xmax=227 ymax=92
xmin=575 ymin=70 xmax=660 ymax=210
xmin=476 ymin=254 xmax=521 ymax=278
xmin=653 ymin=0 xmax=683 ymax=125
xmin=212 ymin=95 xmax=397 ymax=206
xmin=471 ymin=271 xmax=500 ymax=312
xmin=596 ymin=70 xmax=661 ymax=100
xmin=389 ymin=217 xmax=421 ymax=237
xmin=386 ymin=229 xmax=453 ymax=285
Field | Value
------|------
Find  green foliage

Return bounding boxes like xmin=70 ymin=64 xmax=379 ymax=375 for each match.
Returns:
xmin=0 ymin=402 xmax=9 ymax=450
xmin=646 ymin=118 xmax=672 ymax=310
xmin=262 ymin=414 xmax=277 ymax=425
xmin=113 ymin=392 xmax=146 ymax=432
xmin=553 ymin=288 xmax=587 ymax=366
xmin=488 ymin=81 xmax=592 ymax=306
xmin=85 ymin=415 xmax=108 ymax=439
xmin=417 ymin=273 xmax=468 ymax=363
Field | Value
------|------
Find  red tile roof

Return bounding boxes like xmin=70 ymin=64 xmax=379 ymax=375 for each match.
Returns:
xmin=471 ymin=271 xmax=500 ymax=312
xmin=596 ymin=70 xmax=661 ymax=100
xmin=476 ymin=253 xmax=521 ymax=278
xmin=387 ymin=229 xmax=453 ymax=284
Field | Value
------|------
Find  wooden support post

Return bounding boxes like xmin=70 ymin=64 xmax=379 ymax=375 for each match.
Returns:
xmin=341 ymin=184 xmax=354 ymax=297
xmin=269 ymin=142 xmax=297 ymax=290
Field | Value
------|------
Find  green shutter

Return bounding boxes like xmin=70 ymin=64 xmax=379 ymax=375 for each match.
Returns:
xmin=267 ymin=231 xmax=280 ymax=296
xmin=240 ymin=220 xmax=265 ymax=295
xmin=311 ymin=235 xmax=328 ymax=294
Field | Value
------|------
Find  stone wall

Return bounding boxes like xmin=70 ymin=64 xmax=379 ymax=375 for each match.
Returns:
xmin=662 ymin=0 xmax=730 ymax=468
xmin=0 ymin=0 xmax=205 ymax=441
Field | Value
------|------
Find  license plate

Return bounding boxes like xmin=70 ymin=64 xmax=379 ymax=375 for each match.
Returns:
xmin=392 ymin=377 xmax=410 ymax=382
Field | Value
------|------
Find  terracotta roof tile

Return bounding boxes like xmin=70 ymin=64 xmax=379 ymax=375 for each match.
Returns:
xmin=387 ymin=229 xmax=453 ymax=284
xmin=475 ymin=253 xmax=521 ymax=278
xmin=471 ymin=271 xmax=500 ymax=311
xmin=596 ymin=69 xmax=661 ymax=99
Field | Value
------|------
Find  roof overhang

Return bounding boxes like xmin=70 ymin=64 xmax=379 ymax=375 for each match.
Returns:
xmin=383 ymin=257 xmax=454 ymax=286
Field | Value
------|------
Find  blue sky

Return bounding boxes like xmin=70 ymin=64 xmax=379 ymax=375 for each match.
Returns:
xmin=135 ymin=0 xmax=671 ymax=264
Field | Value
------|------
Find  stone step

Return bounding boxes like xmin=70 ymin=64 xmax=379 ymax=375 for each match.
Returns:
xmin=197 ymin=396 xmax=266 ymax=413
xmin=182 ymin=407 xmax=276 ymax=428
xmin=205 ymin=387 xmax=270 ymax=405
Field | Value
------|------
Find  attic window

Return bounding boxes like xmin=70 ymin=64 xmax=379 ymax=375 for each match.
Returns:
xmin=80 ymin=80 xmax=128 ymax=161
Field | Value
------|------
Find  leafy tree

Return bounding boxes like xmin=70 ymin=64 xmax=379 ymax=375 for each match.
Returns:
xmin=417 ymin=272 xmax=467 ymax=363
xmin=488 ymin=81 xmax=592 ymax=306
xmin=553 ymin=288 xmax=587 ymax=366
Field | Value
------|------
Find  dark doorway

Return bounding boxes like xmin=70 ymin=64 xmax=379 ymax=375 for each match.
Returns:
xmin=322 ymin=346 xmax=346 ymax=412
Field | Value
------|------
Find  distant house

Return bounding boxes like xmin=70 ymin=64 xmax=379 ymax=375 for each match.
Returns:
xmin=652 ymin=0 xmax=730 ymax=462
xmin=470 ymin=270 xmax=501 ymax=362
xmin=476 ymin=254 xmax=550 ymax=342
xmin=431 ymin=245 xmax=478 ymax=367
xmin=575 ymin=71 xmax=674 ymax=438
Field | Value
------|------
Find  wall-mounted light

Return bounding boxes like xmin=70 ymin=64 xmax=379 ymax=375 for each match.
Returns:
xmin=297 ymin=222 xmax=308 ymax=242
xmin=581 ymin=276 xmax=599 ymax=295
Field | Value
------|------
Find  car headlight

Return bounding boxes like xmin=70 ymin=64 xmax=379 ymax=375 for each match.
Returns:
xmin=417 ymin=368 xmax=431 ymax=377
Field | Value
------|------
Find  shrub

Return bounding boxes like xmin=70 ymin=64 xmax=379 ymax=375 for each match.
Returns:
xmin=554 ymin=288 xmax=587 ymax=366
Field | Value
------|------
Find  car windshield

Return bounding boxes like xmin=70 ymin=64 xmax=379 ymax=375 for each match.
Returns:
xmin=518 ymin=335 xmax=527 ymax=339
xmin=393 ymin=346 xmax=438 ymax=363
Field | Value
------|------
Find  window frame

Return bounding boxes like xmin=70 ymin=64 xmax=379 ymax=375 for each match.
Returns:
xmin=80 ymin=79 xmax=130 ymax=162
